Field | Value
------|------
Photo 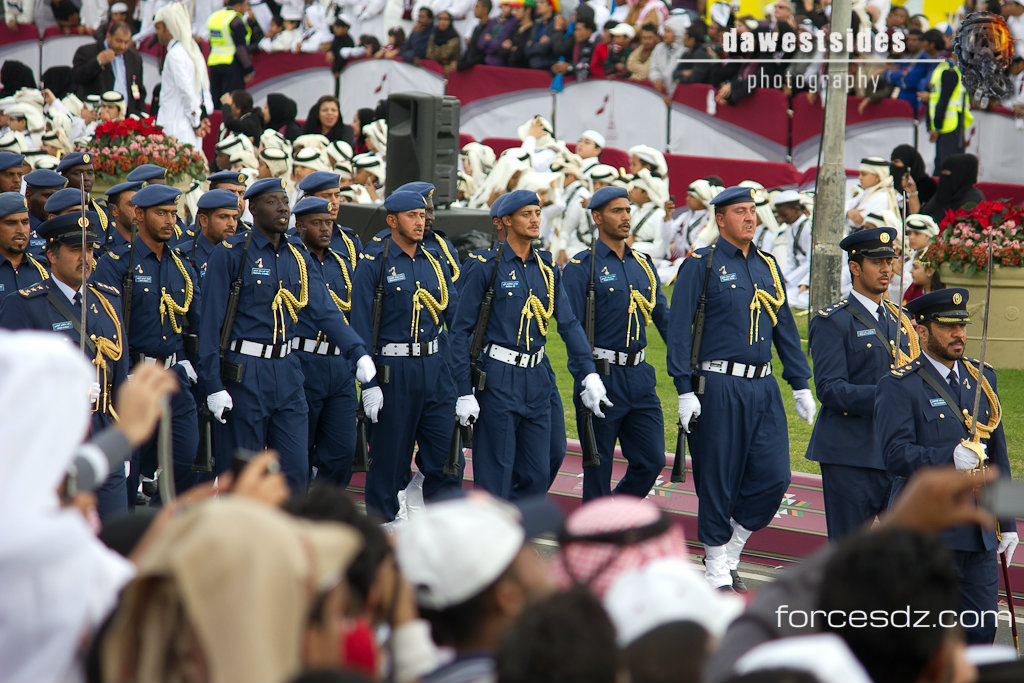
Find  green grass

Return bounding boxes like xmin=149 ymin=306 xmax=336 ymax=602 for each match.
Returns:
xmin=547 ymin=285 xmax=1024 ymax=479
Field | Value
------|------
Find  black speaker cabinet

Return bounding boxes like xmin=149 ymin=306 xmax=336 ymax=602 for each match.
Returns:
xmin=385 ymin=92 xmax=461 ymax=205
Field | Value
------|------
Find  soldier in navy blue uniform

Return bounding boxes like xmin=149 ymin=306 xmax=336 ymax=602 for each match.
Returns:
xmin=0 ymin=211 xmax=130 ymax=518
xmin=172 ymin=189 xmax=240 ymax=278
xmin=207 ymin=170 xmax=251 ymax=231
xmin=97 ymin=181 xmax=144 ymax=257
xmin=57 ymin=152 xmax=110 ymax=241
xmin=292 ymin=196 xmax=360 ymax=486
xmin=126 ymin=164 xmax=168 ymax=185
xmin=44 ymin=188 xmax=87 ymax=217
xmin=806 ymin=227 xmax=919 ymax=541
xmin=876 ymin=288 xmax=1017 ymax=644
xmin=350 ymin=190 xmax=459 ymax=520
xmin=366 ymin=182 xmax=459 ymax=282
xmin=451 ymin=190 xmax=610 ymax=501
xmin=0 ymin=152 xmax=25 ymax=192
xmin=0 ymin=193 xmax=49 ymax=303
xmin=562 ymin=186 xmax=671 ymax=501
xmin=296 ymin=171 xmax=363 ymax=259
xmin=93 ymin=183 xmax=202 ymax=505
xmin=23 ymin=169 xmax=68 ymax=261
xmin=667 ymin=186 xmax=815 ymax=591
xmin=199 ymin=178 xmax=375 ymax=492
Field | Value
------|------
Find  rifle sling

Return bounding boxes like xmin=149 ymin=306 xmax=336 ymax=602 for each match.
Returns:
xmin=219 ymin=230 xmax=254 ymax=354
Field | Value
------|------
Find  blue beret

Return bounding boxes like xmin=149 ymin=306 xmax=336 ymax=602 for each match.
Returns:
xmin=298 ymin=171 xmax=341 ymax=194
xmin=489 ymin=193 xmax=506 ymax=219
xmin=0 ymin=191 xmax=28 ymax=218
xmin=23 ymin=169 xmax=68 ymax=189
xmin=44 ymin=188 xmax=85 ymax=214
xmin=839 ymin=227 xmax=897 ymax=259
xmin=106 ymin=180 xmax=144 ymax=198
xmin=131 ymin=183 xmax=182 ymax=208
xmin=906 ymin=288 xmax=971 ymax=324
xmin=36 ymin=211 xmax=102 ymax=245
xmin=207 ymin=170 xmax=247 ymax=186
xmin=244 ymin=177 xmax=288 ymax=200
xmin=711 ymin=186 xmax=757 ymax=208
xmin=589 ymin=186 xmax=628 ymax=212
xmin=126 ymin=163 xmax=167 ymax=182
xmin=293 ymin=196 xmax=332 ymax=217
xmin=393 ymin=181 xmax=435 ymax=199
xmin=498 ymin=189 xmax=540 ymax=218
xmin=55 ymin=151 xmax=93 ymax=173
xmin=197 ymin=189 xmax=241 ymax=211
xmin=0 ymin=151 xmax=25 ymax=171
xmin=384 ymin=190 xmax=427 ymax=213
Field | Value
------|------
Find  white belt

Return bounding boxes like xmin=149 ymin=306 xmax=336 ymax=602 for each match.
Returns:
xmin=700 ymin=359 xmax=772 ymax=379
xmin=380 ymin=339 xmax=439 ymax=357
xmin=485 ymin=344 xmax=545 ymax=368
xmin=136 ymin=352 xmax=177 ymax=369
xmin=295 ymin=337 xmax=341 ymax=356
xmin=594 ymin=347 xmax=645 ymax=366
xmin=230 ymin=338 xmax=296 ymax=359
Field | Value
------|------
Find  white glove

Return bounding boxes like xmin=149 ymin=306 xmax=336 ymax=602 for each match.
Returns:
xmin=362 ymin=386 xmax=383 ymax=423
xmin=678 ymin=392 xmax=701 ymax=431
xmin=793 ymin=388 xmax=816 ymax=425
xmin=207 ymin=390 xmax=233 ymax=424
xmin=456 ymin=394 xmax=480 ymax=426
xmin=953 ymin=442 xmax=985 ymax=471
xmin=355 ymin=355 xmax=377 ymax=384
xmin=178 ymin=359 xmax=198 ymax=385
xmin=89 ymin=381 xmax=102 ymax=409
xmin=580 ymin=372 xmax=613 ymax=419
xmin=999 ymin=531 xmax=1019 ymax=565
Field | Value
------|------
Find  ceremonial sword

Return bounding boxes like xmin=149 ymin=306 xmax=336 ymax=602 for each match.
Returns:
xmin=78 ymin=177 xmax=88 ymax=353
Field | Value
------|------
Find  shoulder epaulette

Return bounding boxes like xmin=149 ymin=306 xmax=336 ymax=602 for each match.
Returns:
xmin=691 ymin=252 xmax=702 ymax=259
xmin=890 ymin=357 xmax=922 ymax=378
xmin=569 ymin=257 xmax=581 ymax=264
xmin=107 ymin=250 xmax=120 ymax=260
xmin=18 ymin=283 xmax=46 ymax=298
xmin=92 ymin=282 xmax=121 ymax=297
xmin=964 ymin=357 xmax=995 ymax=371
xmin=816 ymin=298 xmax=849 ymax=318
xmin=537 ymin=250 xmax=554 ymax=266
xmin=361 ymin=252 xmax=375 ymax=261
xmin=634 ymin=250 xmax=651 ymax=262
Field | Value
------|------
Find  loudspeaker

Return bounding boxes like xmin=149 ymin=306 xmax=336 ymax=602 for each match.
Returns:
xmin=337 ymin=203 xmax=494 ymax=262
xmin=385 ymin=92 xmax=461 ymax=206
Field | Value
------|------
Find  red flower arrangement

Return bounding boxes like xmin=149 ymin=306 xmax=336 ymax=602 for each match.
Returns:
xmin=76 ymin=116 xmax=207 ymax=185
xmin=930 ymin=200 xmax=1024 ymax=276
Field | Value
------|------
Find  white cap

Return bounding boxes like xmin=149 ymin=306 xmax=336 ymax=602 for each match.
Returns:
xmin=905 ymin=213 xmax=939 ymax=237
xmin=609 ymin=23 xmax=635 ymax=38
xmin=774 ymin=189 xmax=802 ymax=205
xmin=110 ymin=2 xmax=129 ymax=12
xmin=395 ymin=494 xmax=560 ymax=611
xmin=281 ymin=6 xmax=303 ymax=20
xmin=603 ymin=558 xmax=744 ymax=646
xmin=733 ymin=634 xmax=873 ymax=683
xmin=580 ymin=129 xmax=605 ymax=148
xmin=710 ymin=1 xmax=731 ymax=26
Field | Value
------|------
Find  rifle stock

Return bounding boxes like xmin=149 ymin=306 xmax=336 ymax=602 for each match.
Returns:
xmin=218 ymin=231 xmax=253 ymax=384
xmin=122 ymin=223 xmax=137 ymax=342
xmin=469 ymin=241 xmax=505 ymax=391
xmin=353 ymin=240 xmax=392 ymax=475
xmin=580 ymin=227 xmax=605 ymax=470
xmin=444 ymin=421 xmax=462 ymax=476
xmin=353 ymin=404 xmax=370 ymax=473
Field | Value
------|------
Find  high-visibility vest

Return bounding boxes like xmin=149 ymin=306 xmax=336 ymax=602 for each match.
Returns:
xmin=207 ymin=8 xmax=250 ymax=66
xmin=928 ymin=61 xmax=974 ymax=134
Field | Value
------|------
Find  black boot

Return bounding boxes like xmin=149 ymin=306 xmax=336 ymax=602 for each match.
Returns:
xmin=731 ymin=569 xmax=748 ymax=593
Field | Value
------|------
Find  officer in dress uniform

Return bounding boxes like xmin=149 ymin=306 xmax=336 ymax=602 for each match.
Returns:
xmin=98 ymin=181 xmax=145 ymax=257
xmin=291 ymin=196 xmax=360 ymax=487
xmin=0 ymin=193 xmax=49 ymax=303
xmin=92 ymin=183 xmax=202 ymax=506
xmin=0 ymin=152 xmax=25 ymax=193
xmin=451 ymin=189 xmax=611 ymax=501
xmin=44 ymin=188 xmax=87 ymax=217
xmin=57 ymin=152 xmax=110 ymax=242
xmin=0 ymin=211 xmax=129 ymax=518
xmin=172 ymin=189 xmax=240 ymax=278
xmin=805 ymin=227 xmax=919 ymax=541
xmin=562 ymin=186 xmax=671 ymax=500
xmin=23 ymin=169 xmax=69 ymax=262
xmin=296 ymin=171 xmax=364 ymax=260
xmin=206 ymin=170 xmax=252 ymax=231
xmin=667 ymin=186 xmax=815 ymax=591
xmin=350 ymin=190 xmax=460 ymax=520
xmin=199 ymin=178 xmax=375 ymax=492
xmin=875 ymin=288 xmax=1018 ymax=644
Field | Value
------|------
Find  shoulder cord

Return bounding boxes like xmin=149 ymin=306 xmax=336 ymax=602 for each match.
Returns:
xmin=158 ymin=250 xmax=195 ymax=334
xmin=748 ymin=250 xmax=785 ymax=346
xmin=626 ymin=252 xmax=657 ymax=346
xmin=89 ymin=286 xmax=123 ymax=420
xmin=326 ymin=247 xmax=353 ymax=314
xmin=271 ymin=242 xmax=310 ymax=343
xmin=882 ymin=299 xmax=922 ymax=365
xmin=962 ymin=363 xmax=1002 ymax=439
xmin=338 ymin=228 xmax=358 ymax=271
xmin=433 ymin=234 xmax=461 ymax=283
xmin=517 ymin=249 xmax=555 ymax=351
xmin=410 ymin=247 xmax=449 ymax=343
xmin=26 ymin=254 xmax=49 ymax=280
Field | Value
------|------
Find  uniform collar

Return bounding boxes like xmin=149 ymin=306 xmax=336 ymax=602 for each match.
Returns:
xmin=921 ymin=350 xmax=959 ymax=382
xmin=50 ymin=275 xmax=84 ymax=304
xmin=596 ymin=238 xmax=631 ymax=259
xmin=251 ymin=228 xmax=291 ymax=252
xmin=713 ymin=237 xmax=746 ymax=258
xmin=500 ymin=242 xmax=537 ymax=263
xmin=849 ymin=289 xmax=884 ymax=320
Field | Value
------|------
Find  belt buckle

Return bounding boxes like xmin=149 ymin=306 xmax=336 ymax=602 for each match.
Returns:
xmin=709 ymin=360 xmax=725 ymax=372
xmin=518 ymin=353 xmax=528 ymax=368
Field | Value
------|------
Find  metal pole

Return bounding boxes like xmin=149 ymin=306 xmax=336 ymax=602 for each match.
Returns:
xmin=808 ymin=0 xmax=851 ymax=314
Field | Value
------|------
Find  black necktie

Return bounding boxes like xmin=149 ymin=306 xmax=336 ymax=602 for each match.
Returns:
xmin=72 ymin=291 xmax=82 ymax=312
xmin=876 ymin=304 xmax=889 ymax=338
xmin=948 ymin=367 xmax=960 ymax=402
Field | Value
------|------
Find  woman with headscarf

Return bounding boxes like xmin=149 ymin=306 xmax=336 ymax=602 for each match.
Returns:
xmin=301 ymin=95 xmax=354 ymax=145
xmin=154 ymin=2 xmax=213 ymax=149
xmin=648 ymin=13 xmax=689 ymax=100
xmin=844 ymin=156 xmax=899 ymax=232
xmin=261 ymin=93 xmax=302 ymax=141
xmin=890 ymin=143 xmax=938 ymax=212
xmin=426 ymin=10 xmax=462 ymax=72
xmin=921 ymin=153 xmax=985 ymax=223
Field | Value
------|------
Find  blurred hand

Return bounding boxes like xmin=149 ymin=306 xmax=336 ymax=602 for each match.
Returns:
xmin=883 ymin=465 xmax=998 ymax=534
xmin=244 ymin=72 xmax=255 ymax=84
xmin=97 ymin=48 xmax=115 ymax=65
xmin=929 ymin=129 xmax=939 ymax=143
xmin=114 ymin=365 xmax=180 ymax=447
xmin=220 ymin=92 xmax=233 ymax=106
xmin=232 ymin=450 xmax=290 ymax=506
xmin=42 ymin=88 xmax=55 ymax=105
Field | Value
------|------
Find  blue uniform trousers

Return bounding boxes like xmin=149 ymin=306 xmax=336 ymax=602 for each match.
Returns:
xmin=222 ymin=350 xmax=309 ymax=492
xmin=299 ymin=351 xmax=357 ymax=487
xmin=577 ymin=362 xmax=665 ymax=501
xmin=128 ymin=366 xmax=199 ymax=507
xmin=820 ymin=463 xmax=892 ymax=541
xmin=545 ymin=358 xmax=568 ymax=486
xmin=366 ymin=354 xmax=459 ymax=520
xmin=472 ymin=357 xmax=552 ymax=500
xmin=953 ymin=549 xmax=999 ymax=644
xmin=690 ymin=372 xmax=790 ymax=546
xmin=91 ymin=412 xmax=128 ymax=520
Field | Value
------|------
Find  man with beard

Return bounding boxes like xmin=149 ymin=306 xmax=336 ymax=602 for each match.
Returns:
xmin=57 ymin=152 xmax=110 ymax=243
xmin=199 ymin=178 xmax=375 ymax=492
xmin=561 ymin=186 xmax=670 ymax=501
xmin=98 ymin=180 xmax=144 ymax=257
xmin=0 ymin=152 xmax=25 ymax=193
xmin=175 ymin=189 xmax=239 ymax=279
xmin=806 ymin=227 xmax=919 ymax=542
xmin=23 ymin=169 xmax=69 ymax=263
xmin=667 ymin=186 xmax=814 ymax=592
xmin=297 ymin=171 xmax=362 ymax=264
xmin=876 ymin=288 xmax=1017 ymax=644
xmin=0 ymin=193 xmax=48 ymax=304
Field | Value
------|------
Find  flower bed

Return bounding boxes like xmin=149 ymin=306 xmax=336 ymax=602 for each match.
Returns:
xmin=76 ymin=117 xmax=207 ymax=186
xmin=930 ymin=200 xmax=1024 ymax=276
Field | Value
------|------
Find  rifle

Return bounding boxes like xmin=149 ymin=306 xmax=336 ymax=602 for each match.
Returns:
xmin=672 ymin=246 xmax=715 ymax=482
xmin=354 ymin=238 xmax=390 ymax=474
xmin=193 ymin=403 xmax=214 ymax=473
xmin=468 ymin=241 xmax=505 ymax=392
xmin=580 ymin=228 xmax=608 ymax=470
xmin=121 ymin=219 xmax=138 ymax=345
xmin=219 ymin=230 xmax=254 ymax=384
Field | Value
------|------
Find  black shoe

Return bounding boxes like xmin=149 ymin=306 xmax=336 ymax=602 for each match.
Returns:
xmin=141 ymin=478 xmax=157 ymax=498
xmin=717 ymin=584 xmax=737 ymax=593
xmin=731 ymin=569 xmax=748 ymax=593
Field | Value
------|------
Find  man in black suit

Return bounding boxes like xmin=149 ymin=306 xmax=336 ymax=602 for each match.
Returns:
xmin=71 ymin=21 xmax=146 ymax=116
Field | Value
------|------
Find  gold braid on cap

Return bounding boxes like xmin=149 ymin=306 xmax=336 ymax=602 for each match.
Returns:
xmin=410 ymin=247 xmax=449 ymax=343
xmin=963 ymin=363 xmax=1002 ymax=440
xmin=518 ymin=250 xmax=555 ymax=350
xmin=271 ymin=243 xmax=310 ymax=343
xmin=326 ymin=247 xmax=352 ymax=315
xmin=158 ymin=250 xmax=194 ymax=334
xmin=748 ymin=250 xmax=785 ymax=345
xmin=626 ymin=252 xmax=657 ymax=346
xmin=89 ymin=286 xmax=123 ymax=420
